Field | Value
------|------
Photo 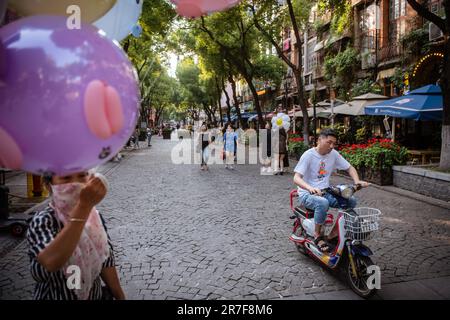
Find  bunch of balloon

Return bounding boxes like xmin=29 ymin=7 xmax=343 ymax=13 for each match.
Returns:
xmin=0 ymin=16 xmax=140 ymax=176
xmin=6 ymin=0 xmax=143 ymax=41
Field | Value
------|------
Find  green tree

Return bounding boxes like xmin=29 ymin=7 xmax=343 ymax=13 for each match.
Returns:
xmin=250 ymin=0 xmax=314 ymax=142
xmin=192 ymin=4 xmax=269 ymax=128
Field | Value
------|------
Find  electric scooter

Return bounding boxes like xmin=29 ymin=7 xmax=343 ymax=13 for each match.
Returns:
xmin=289 ymin=184 xmax=381 ymax=298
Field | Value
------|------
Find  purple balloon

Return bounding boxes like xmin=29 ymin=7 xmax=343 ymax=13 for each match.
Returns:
xmin=0 ymin=16 xmax=139 ymax=175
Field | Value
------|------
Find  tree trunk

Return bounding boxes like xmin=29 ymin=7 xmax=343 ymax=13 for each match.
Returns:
xmin=228 ymin=75 xmax=244 ymax=128
xmin=440 ymin=33 xmax=450 ymax=169
xmin=203 ymin=103 xmax=213 ymax=124
xmin=286 ymin=0 xmax=310 ymax=144
xmin=441 ymin=125 xmax=450 ymax=169
xmin=217 ymin=98 xmax=223 ymax=126
xmin=222 ymin=79 xmax=232 ymax=122
xmin=211 ymin=103 xmax=218 ymax=125
xmin=215 ymin=77 xmax=229 ymax=125
xmin=293 ymin=70 xmax=310 ymax=144
xmin=245 ymin=76 xmax=264 ymax=129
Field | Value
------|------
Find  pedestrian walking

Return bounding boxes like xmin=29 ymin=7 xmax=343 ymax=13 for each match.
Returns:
xmin=26 ymin=171 xmax=125 ymax=300
xmin=133 ymin=128 xmax=140 ymax=149
xmin=223 ymin=123 xmax=238 ymax=170
xmin=261 ymin=121 xmax=273 ymax=174
xmin=146 ymin=127 xmax=152 ymax=147
xmin=198 ymin=124 xmax=211 ymax=171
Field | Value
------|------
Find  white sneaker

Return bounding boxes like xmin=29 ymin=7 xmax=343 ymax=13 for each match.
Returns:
xmin=266 ymin=167 xmax=274 ymax=174
xmin=260 ymin=167 xmax=267 ymax=173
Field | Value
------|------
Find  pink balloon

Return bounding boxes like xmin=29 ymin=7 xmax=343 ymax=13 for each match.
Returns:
xmin=174 ymin=0 xmax=241 ymax=18
xmin=176 ymin=1 xmax=203 ymax=18
xmin=0 ymin=127 xmax=23 ymax=169
xmin=105 ymin=86 xmax=125 ymax=135
xmin=84 ymin=80 xmax=125 ymax=140
xmin=201 ymin=0 xmax=232 ymax=13
xmin=0 ymin=16 xmax=139 ymax=175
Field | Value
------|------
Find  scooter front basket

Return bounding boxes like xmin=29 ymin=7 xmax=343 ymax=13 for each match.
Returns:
xmin=343 ymin=207 xmax=381 ymax=241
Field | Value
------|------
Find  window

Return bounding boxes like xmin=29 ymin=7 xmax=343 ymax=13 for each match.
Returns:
xmin=306 ymin=39 xmax=317 ymax=74
xmin=389 ymin=0 xmax=406 ymax=20
xmin=389 ymin=0 xmax=407 ymax=44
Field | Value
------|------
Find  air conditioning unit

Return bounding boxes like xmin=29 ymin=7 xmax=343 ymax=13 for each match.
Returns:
xmin=429 ymin=22 xmax=444 ymax=41
xmin=429 ymin=2 xmax=444 ymax=41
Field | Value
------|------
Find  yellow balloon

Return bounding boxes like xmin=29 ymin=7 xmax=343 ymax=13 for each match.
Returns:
xmin=8 ymin=0 xmax=116 ymax=23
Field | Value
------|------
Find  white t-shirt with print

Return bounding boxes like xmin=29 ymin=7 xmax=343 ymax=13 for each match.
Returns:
xmin=294 ymin=148 xmax=351 ymax=190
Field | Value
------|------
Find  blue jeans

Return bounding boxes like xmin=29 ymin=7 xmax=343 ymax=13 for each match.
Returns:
xmin=298 ymin=191 xmax=357 ymax=225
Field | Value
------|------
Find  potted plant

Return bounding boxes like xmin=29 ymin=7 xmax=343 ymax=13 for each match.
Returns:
xmin=339 ymin=138 xmax=409 ymax=185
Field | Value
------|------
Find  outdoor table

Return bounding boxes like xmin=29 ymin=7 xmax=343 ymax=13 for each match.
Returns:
xmin=408 ymin=150 xmax=441 ymax=165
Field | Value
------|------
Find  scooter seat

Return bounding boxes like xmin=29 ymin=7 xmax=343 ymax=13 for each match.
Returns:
xmin=294 ymin=206 xmax=314 ymax=219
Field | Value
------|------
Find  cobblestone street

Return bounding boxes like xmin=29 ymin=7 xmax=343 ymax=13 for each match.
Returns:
xmin=1 ymin=136 xmax=450 ymax=300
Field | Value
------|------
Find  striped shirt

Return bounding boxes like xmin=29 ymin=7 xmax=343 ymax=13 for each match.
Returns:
xmin=26 ymin=206 xmax=116 ymax=300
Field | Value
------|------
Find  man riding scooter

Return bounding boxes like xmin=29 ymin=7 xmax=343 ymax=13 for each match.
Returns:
xmin=293 ymin=129 xmax=369 ymax=252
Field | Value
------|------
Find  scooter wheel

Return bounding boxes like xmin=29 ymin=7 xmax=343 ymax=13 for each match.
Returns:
xmin=11 ymin=223 xmax=27 ymax=238
xmin=345 ymin=255 xmax=377 ymax=299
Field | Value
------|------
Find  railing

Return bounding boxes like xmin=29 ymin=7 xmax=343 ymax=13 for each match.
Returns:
xmin=377 ymin=42 xmax=403 ymax=62
xmin=313 ymin=66 xmax=325 ymax=79
xmin=357 ymin=31 xmax=404 ymax=64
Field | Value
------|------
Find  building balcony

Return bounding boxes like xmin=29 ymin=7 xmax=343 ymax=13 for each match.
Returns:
xmin=313 ymin=66 xmax=325 ymax=79
xmin=377 ymin=42 xmax=403 ymax=65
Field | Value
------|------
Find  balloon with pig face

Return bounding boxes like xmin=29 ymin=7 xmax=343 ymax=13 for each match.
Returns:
xmin=0 ymin=16 xmax=140 ymax=175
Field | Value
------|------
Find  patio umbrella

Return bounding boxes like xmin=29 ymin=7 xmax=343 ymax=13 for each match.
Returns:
xmin=294 ymin=107 xmax=330 ymax=118
xmin=364 ymin=84 xmax=443 ymax=121
xmin=332 ymin=93 xmax=389 ymax=116
xmin=316 ymin=99 xmax=346 ymax=107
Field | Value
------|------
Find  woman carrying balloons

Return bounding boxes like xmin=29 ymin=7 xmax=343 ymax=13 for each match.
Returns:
xmin=26 ymin=171 xmax=125 ymax=300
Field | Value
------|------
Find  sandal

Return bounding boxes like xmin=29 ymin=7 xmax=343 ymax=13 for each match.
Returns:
xmin=314 ymin=236 xmax=330 ymax=253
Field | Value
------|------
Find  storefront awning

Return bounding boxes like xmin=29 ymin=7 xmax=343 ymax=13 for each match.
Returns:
xmin=376 ymin=68 xmax=396 ymax=81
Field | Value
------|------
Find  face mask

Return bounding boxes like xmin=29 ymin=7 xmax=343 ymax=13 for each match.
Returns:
xmin=51 ymin=182 xmax=84 ymax=217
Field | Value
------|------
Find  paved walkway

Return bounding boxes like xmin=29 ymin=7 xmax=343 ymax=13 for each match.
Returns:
xmin=1 ymin=136 xmax=449 ymax=300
